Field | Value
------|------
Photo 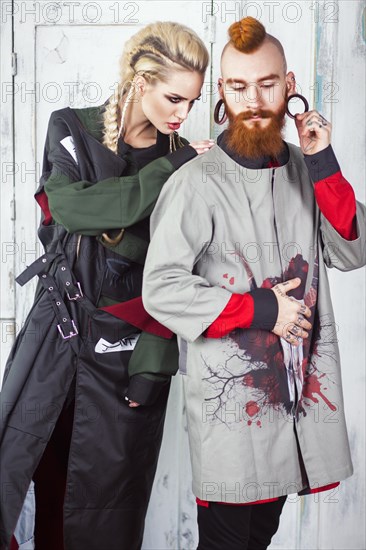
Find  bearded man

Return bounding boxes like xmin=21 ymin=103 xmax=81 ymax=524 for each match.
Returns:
xmin=142 ymin=17 xmax=365 ymax=550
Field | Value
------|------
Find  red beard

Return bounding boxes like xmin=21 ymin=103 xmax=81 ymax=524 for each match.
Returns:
xmin=224 ymin=101 xmax=287 ymax=160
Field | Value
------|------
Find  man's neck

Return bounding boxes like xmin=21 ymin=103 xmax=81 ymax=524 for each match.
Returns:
xmin=217 ymin=131 xmax=289 ymax=169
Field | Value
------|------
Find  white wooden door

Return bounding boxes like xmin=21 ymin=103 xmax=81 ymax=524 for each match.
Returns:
xmin=1 ymin=0 xmax=365 ymax=548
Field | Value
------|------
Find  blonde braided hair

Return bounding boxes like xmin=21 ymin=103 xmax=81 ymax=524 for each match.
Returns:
xmin=103 ymin=21 xmax=209 ymax=154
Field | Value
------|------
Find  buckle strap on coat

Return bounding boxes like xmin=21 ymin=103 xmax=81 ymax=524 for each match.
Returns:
xmin=57 ymin=262 xmax=84 ymax=301
xmin=16 ymin=251 xmax=100 ymax=325
xmin=15 ymin=253 xmax=60 ymax=286
xmin=56 ymin=259 xmax=98 ymax=318
xmin=15 ymin=253 xmax=84 ymax=344
xmin=37 ymin=270 xmax=79 ymax=340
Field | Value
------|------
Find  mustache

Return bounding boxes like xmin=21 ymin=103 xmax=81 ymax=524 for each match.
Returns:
xmin=234 ymin=109 xmax=277 ymax=121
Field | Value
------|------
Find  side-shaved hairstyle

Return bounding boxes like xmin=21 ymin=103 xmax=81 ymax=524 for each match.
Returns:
xmin=103 ymin=21 xmax=209 ymax=154
xmin=222 ymin=16 xmax=287 ymax=73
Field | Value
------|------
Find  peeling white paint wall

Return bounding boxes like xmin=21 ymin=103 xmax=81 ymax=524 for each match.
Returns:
xmin=1 ymin=1 xmax=365 ymax=548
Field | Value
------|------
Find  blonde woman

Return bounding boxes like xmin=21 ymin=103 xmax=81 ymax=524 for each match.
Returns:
xmin=1 ymin=22 xmax=211 ymax=550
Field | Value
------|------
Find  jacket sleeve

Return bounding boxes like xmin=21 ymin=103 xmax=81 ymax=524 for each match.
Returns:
xmin=302 ymin=145 xmax=366 ymax=270
xmin=304 ymin=145 xmax=357 ymax=240
xmin=204 ymin=288 xmax=278 ymax=338
xmin=45 ymin=161 xmax=180 ymax=235
xmin=43 ymin=114 xmax=193 ymax=235
xmin=320 ymin=200 xmax=366 ymax=270
xmin=142 ymin=172 xmax=233 ymax=343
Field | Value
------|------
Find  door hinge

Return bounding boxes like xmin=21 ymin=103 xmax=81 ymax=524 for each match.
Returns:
xmin=206 ymin=14 xmax=216 ymax=44
xmin=11 ymin=53 xmax=17 ymax=76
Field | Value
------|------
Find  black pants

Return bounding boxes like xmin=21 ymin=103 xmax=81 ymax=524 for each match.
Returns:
xmin=197 ymin=497 xmax=287 ymax=550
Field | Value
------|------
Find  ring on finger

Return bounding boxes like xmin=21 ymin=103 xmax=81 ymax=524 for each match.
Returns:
xmin=297 ymin=314 xmax=305 ymax=325
xmin=319 ymin=116 xmax=328 ymax=127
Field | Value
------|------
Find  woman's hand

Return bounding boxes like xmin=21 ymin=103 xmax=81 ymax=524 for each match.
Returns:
xmin=271 ymin=278 xmax=312 ymax=347
xmin=190 ymin=139 xmax=215 ymax=155
xmin=125 ymin=396 xmax=140 ymax=407
xmin=295 ymin=110 xmax=331 ymax=155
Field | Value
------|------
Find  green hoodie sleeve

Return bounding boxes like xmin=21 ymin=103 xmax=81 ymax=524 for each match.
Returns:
xmin=44 ymin=156 xmax=178 ymax=235
xmin=43 ymin=108 xmax=196 ymax=235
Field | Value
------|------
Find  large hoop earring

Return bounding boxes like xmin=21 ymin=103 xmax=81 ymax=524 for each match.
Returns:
xmin=285 ymin=94 xmax=309 ymax=119
xmin=214 ymin=99 xmax=227 ymax=125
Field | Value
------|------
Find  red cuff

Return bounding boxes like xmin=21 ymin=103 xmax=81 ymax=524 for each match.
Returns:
xmin=204 ymin=293 xmax=254 ymax=339
xmin=35 ymin=189 xmax=52 ymax=226
xmin=314 ymin=171 xmax=357 ymax=240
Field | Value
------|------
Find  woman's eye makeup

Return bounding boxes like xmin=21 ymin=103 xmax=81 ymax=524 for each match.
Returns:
xmin=166 ymin=95 xmax=201 ymax=105
xmin=167 ymin=96 xmax=181 ymax=103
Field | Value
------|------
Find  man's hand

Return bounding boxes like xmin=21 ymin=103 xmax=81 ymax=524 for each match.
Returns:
xmin=271 ymin=278 xmax=312 ymax=347
xmin=295 ymin=110 xmax=331 ymax=155
xmin=190 ymin=139 xmax=215 ymax=155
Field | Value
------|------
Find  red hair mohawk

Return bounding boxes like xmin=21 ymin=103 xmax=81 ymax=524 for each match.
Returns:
xmin=228 ymin=16 xmax=266 ymax=53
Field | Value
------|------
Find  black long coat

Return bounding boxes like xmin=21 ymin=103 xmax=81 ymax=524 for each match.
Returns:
xmin=0 ymin=107 xmax=171 ymax=550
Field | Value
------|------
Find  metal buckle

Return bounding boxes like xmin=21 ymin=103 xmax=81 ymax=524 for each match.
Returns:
xmin=57 ymin=320 xmax=78 ymax=339
xmin=66 ymin=282 xmax=83 ymax=301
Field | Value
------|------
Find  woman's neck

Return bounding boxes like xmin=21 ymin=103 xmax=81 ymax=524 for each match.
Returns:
xmin=121 ymin=97 xmax=157 ymax=148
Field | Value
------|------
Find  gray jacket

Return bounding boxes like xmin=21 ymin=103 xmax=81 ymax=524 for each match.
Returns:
xmin=142 ymin=143 xmax=366 ymax=503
